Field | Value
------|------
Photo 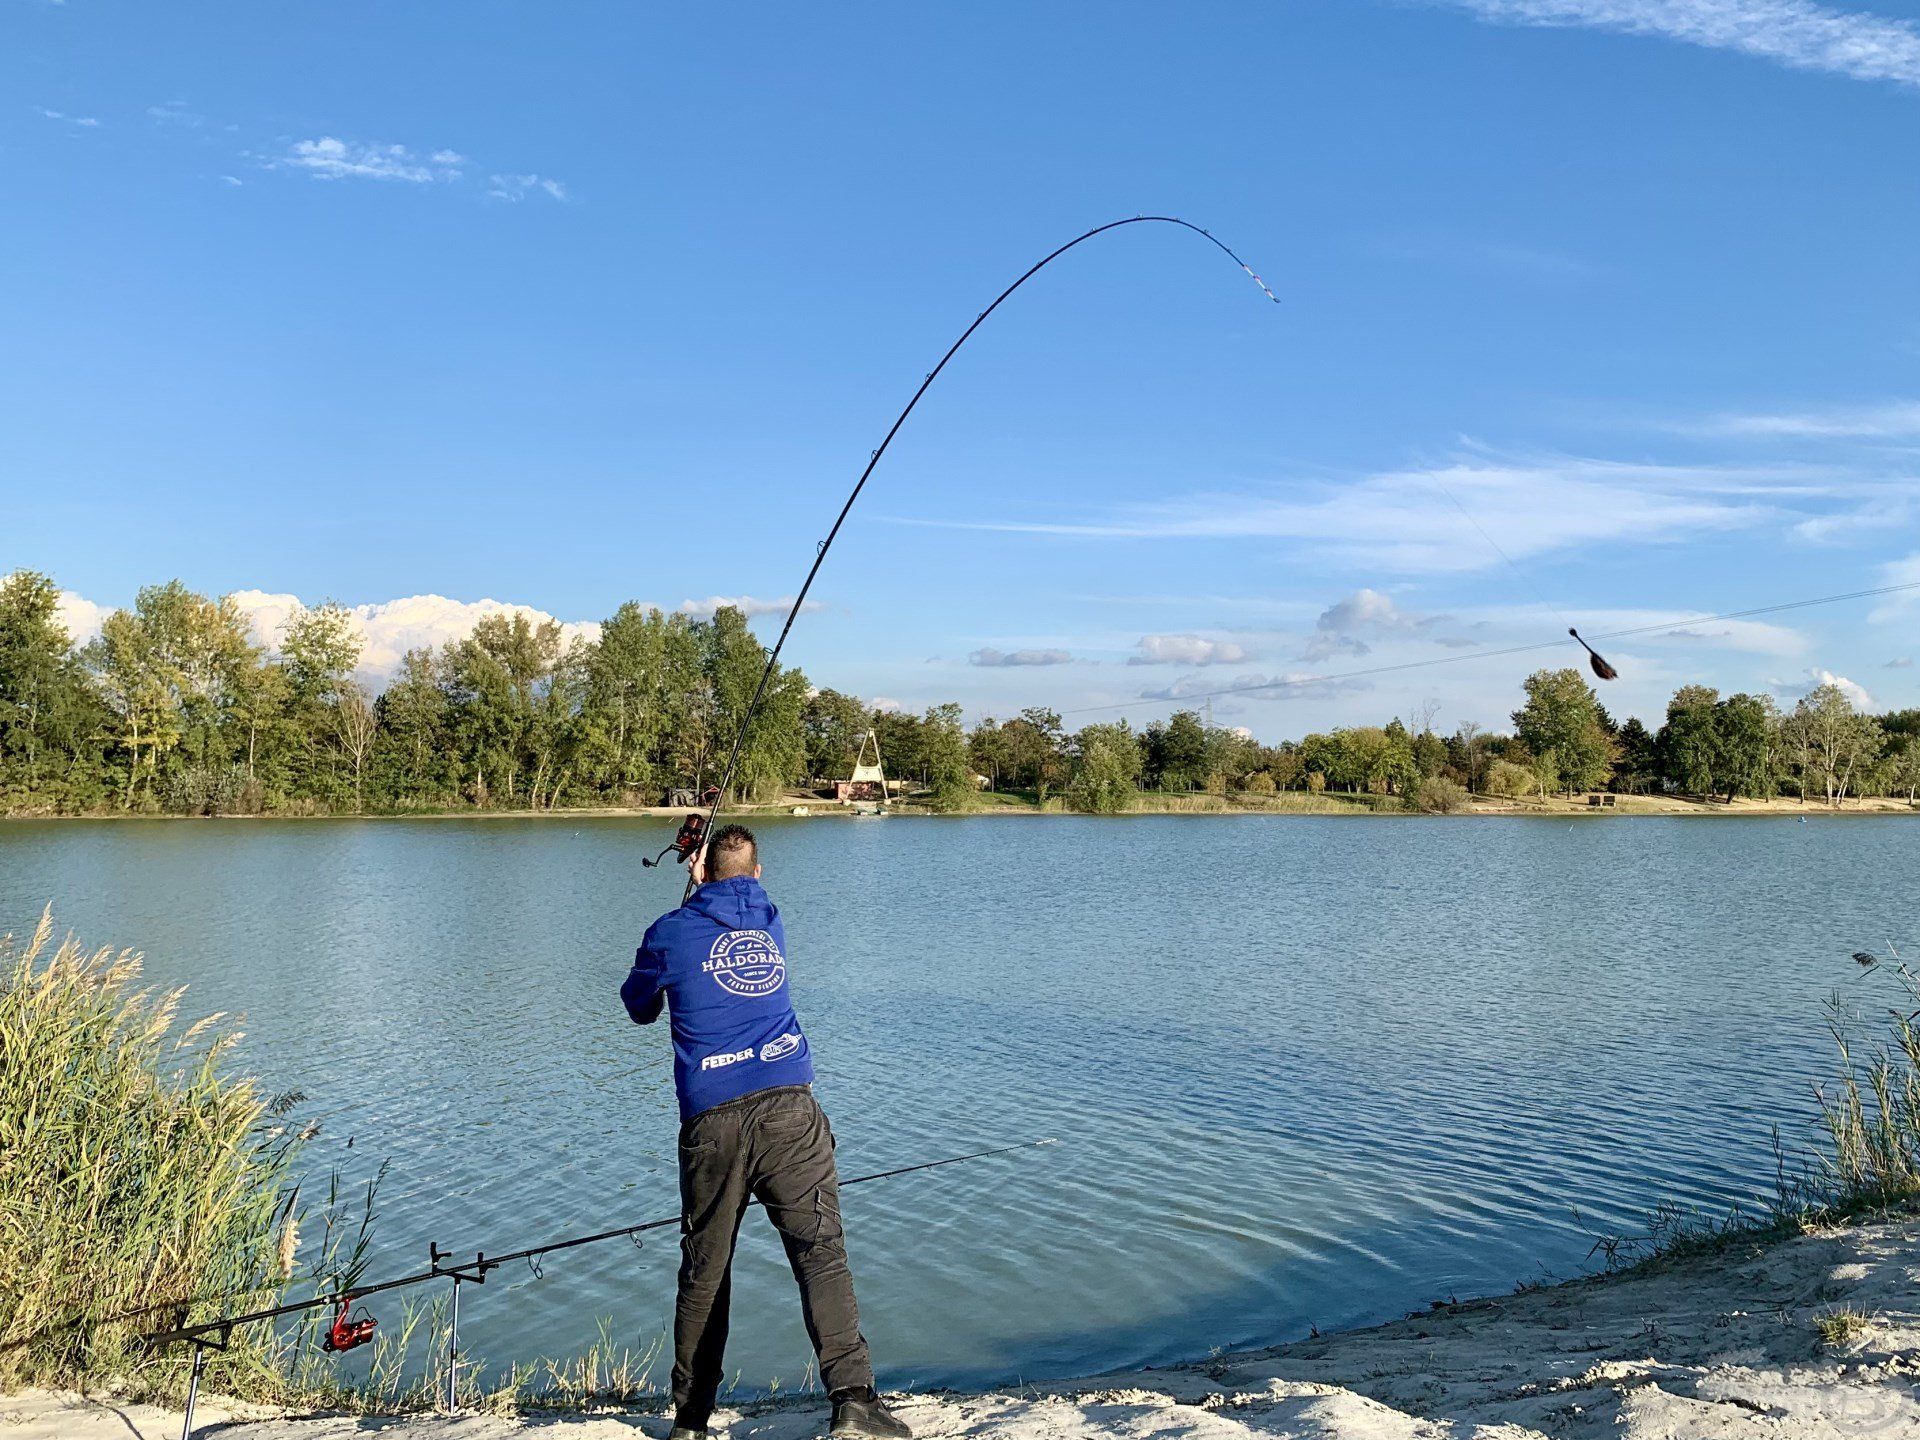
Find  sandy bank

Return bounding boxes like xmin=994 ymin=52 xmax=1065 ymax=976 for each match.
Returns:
xmin=14 ymin=1215 xmax=1920 ymax=1440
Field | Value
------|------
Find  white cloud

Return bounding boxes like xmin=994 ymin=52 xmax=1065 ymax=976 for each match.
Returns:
xmin=1128 ymin=634 xmax=1252 ymax=666
xmin=1437 ymin=0 xmax=1920 ymax=89
xmin=675 ymin=594 xmax=825 ymax=620
xmin=227 ymin=591 xmax=600 ymax=685
xmin=487 ymin=173 xmax=568 ymax=202
xmin=278 ymin=137 xmax=463 ymax=184
xmin=969 ymin=647 xmax=1074 ymax=667
xmin=1887 ymin=656 xmax=1914 ymax=669
xmin=36 ymin=107 xmax=100 ymax=128
xmin=54 ymin=591 xmax=111 ymax=645
xmin=1804 ymin=667 xmax=1875 ymax=708
xmin=870 ymin=696 xmax=903 ymax=713
xmin=1303 ymin=587 xmax=1470 ymax=659
xmin=1698 ymin=398 xmax=1920 ymax=438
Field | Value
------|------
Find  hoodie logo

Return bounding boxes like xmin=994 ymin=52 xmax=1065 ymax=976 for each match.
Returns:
xmin=759 ymin=1032 xmax=801 ymax=1063
xmin=704 ymin=929 xmax=786 ymax=998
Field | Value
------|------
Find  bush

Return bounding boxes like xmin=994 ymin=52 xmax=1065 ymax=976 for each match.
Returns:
xmin=0 ymin=910 xmax=305 ymax=1396
xmin=1483 ymin=758 xmax=1533 ymax=799
xmin=1066 ymin=725 xmax=1141 ymax=814
xmin=1243 ymin=770 xmax=1278 ymax=797
xmin=1410 ymin=776 xmax=1470 ymax=814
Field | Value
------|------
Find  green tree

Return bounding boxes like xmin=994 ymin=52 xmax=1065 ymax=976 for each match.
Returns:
xmin=920 ymin=703 xmax=975 ymax=812
xmin=1065 ymin=722 xmax=1141 ymax=813
xmin=1513 ymin=668 xmax=1613 ymax=794
xmin=805 ymin=688 xmax=871 ymax=783
xmin=1144 ymin=710 xmax=1209 ymax=790
xmin=373 ymin=648 xmax=449 ymax=801
xmin=0 ymin=571 xmax=106 ymax=807
xmin=1790 ymin=683 xmax=1882 ymax=806
xmin=1714 ymin=692 xmax=1777 ymax=802
xmin=1658 ymin=684 xmax=1721 ymax=796
xmin=1612 ymin=717 xmax=1657 ymax=794
xmin=278 ymin=601 xmax=362 ymax=801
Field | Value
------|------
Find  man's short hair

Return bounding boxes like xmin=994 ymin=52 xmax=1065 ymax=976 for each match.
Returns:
xmin=706 ymin=823 xmax=758 ymax=880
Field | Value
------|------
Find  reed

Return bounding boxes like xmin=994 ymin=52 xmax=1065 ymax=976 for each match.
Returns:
xmin=0 ymin=908 xmax=306 ymax=1398
xmin=1817 ymin=950 xmax=1920 ymax=1210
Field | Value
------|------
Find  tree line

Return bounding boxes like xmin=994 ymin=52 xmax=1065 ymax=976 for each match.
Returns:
xmin=2 ymin=569 xmax=1916 ymax=816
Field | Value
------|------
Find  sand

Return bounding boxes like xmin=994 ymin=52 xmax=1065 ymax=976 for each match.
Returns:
xmin=11 ymin=1216 xmax=1920 ymax=1440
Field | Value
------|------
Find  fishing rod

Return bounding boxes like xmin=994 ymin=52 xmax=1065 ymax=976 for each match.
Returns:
xmin=662 ymin=216 xmax=1282 ymax=894
xmin=156 ymin=1139 xmax=1052 ymax=1438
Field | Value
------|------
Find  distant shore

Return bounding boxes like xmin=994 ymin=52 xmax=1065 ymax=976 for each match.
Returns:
xmin=1 ymin=790 xmax=1914 ymax=823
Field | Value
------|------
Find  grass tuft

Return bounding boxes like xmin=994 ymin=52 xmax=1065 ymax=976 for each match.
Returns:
xmin=0 ymin=907 xmax=305 ymax=1399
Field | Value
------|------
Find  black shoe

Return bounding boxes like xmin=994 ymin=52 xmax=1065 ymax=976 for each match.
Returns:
xmin=830 ymin=1387 xmax=912 ymax=1439
xmin=670 ymin=1414 xmax=708 ymax=1440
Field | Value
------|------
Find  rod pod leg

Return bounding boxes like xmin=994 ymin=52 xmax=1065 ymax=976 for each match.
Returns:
xmin=443 ymin=1275 xmax=461 ymax=1413
xmin=180 ymin=1341 xmax=207 ymax=1440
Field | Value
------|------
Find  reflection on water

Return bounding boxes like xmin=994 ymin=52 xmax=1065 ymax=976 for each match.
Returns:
xmin=2 ymin=814 xmax=1911 ymax=1391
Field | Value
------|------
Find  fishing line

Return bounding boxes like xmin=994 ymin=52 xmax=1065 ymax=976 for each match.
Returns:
xmin=1058 ymin=579 xmax=1920 ymax=718
xmin=674 ymin=216 xmax=1281 ymax=895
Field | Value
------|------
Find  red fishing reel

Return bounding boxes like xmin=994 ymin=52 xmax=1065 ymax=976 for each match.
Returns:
xmin=321 ymin=1295 xmax=377 ymax=1353
xmin=642 ymin=812 xmax=707 ymax=869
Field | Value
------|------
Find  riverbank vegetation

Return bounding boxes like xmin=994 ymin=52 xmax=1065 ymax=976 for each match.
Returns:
xmin=0 ymin=911 xmax=303 ymax=1397
xmin=3 ymin=569 xmax=1916 ymax=818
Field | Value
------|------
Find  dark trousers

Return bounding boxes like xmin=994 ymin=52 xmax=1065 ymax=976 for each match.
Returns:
xmin=672 ymin=1085 xmax=873 ymax=1423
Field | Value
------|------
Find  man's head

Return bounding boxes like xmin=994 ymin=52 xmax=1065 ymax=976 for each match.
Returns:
xmin=699 ymin=823 xmax=760 ymax=883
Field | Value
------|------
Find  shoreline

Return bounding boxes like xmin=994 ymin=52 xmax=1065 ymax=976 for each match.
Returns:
xmin=2 ymin=794 xmax=1915 ymax=823
xmin=13 ymin=1212 xmax=1920 ymax=1440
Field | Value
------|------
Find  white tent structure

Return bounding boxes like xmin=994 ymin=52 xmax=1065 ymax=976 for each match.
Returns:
xmin=835 ymin=730 xmax=890 ymax=804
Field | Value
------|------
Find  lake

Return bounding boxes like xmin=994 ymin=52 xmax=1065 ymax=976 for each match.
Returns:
xmin=2 ymin=814 xmax=1912 ymax=1395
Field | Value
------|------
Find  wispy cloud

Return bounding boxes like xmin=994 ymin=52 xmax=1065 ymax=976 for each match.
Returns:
xmin=147 ymin=100 xmax=205 ymax=127
xmin=487 ymin=173 xmax=568 ymax=202
xmin=276 ymin=137 xmax=465 ymax=184
xmin=1696 ymin=398 xmax=1920 ymax=438
xmin=895 ymin=452 xmax=1803 ymax=575
xmin=36 ymin=107 xmax=99 ymax=128
xmin=969 ymin=647 xmax=1075 ymax=667
xmin=675 ymin=594 xmax=824 ymax=620
xmin=1436 ymin=0 xmax=1920 ymax=89
xmin=1128 ymin=634 xmax=1252 ymax=666
xmin=1791 ymin=496 xmax=1915 ymax=543
xmin=1870 ymin=553 xmax=1920 ymax=623
xmin=1138 ymin=671 xmax=1371 ymax=702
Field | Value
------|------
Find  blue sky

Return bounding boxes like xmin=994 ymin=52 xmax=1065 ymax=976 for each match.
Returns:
xmin=4 ymin=0 xmax=1917 ymax=737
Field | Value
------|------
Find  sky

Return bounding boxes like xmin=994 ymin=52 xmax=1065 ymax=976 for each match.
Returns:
xmin=4 ymin=0 xmax=1917 ymax=738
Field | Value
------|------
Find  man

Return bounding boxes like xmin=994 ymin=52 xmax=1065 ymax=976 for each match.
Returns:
xmin=622 ymin=823 xmax=911 ymax=1440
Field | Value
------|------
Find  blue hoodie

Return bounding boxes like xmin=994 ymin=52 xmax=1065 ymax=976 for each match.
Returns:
xmin=621 ymin=876 xmax=815 ymax=1120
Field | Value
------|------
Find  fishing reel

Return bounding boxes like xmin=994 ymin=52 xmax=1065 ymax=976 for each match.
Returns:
xmin=642 ymin=812 xmax=707 ymax=870
xmin=321 ymin=1295 xmax=378 ymax=1353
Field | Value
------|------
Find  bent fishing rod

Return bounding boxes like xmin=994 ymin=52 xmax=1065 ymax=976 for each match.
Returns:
xmin=653 ymin=216 xmax=1283 ymax=890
